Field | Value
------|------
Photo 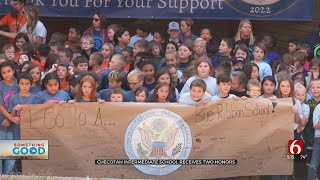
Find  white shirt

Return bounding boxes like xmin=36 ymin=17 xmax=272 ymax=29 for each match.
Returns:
xmin=20 ymin=21 xmax=47 ymax=44
xmin=128 ymin=33 xmax=153 ymax=47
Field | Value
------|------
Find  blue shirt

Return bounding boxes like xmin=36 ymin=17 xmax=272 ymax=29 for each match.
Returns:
xmin=143 ymin=80 xmax=156 ymax=93
xmin=30 ymin=85 xmax=42 ymax=95
xmin=125 ymin=90 xmax=136 ymax=102
xmin=98 ymin=68 xmax=111 ymax=89
xmin=128 ymin=33 xmax=153 ymax=48
xmin=37 ymin=90 xmax=71 ymax=103
xmin=178 ymin=33 xmax=198 ymax=42
xmin=0 ymin=81 xmax=19 ymax=125
xmin=93 ymin=30 xmax=104 ymax=50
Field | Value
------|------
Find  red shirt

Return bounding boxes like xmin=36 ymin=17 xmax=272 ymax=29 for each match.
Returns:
xmin=100 ymin=61 xmax=109 ymax=70
xmin=0 ymin=13 xmax=27 ymax=43
xmin=60 ymin=81 xmax=70 ymax=91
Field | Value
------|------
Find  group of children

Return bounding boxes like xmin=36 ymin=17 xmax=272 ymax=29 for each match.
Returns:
xmin=0 ymin=17 xmax=320 ymax=179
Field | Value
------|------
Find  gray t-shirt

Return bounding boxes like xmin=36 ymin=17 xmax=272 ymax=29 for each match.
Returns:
xmin=178 ymin=92 xmax=211 ymax=105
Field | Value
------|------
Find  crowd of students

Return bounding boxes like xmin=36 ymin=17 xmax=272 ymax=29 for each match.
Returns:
xmin=1 ymin=0 xmax=320 ymax=179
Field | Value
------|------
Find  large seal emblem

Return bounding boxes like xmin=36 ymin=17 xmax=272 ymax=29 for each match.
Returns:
xmin=124 ymin=109 xmax=192 ymax=175
xmin=225 ymin=0 xmax=297 ymax=17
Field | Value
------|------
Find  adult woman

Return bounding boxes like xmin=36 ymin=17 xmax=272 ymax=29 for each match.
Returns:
xmin=178 ymin=18 xmax=198 ymax=42
xmin=0 ymin=3 xmax=47 ymax=46
xmin=83 ymin=12 xmax=109 ymax=51
xmin=234 ymin=19 xmax=255 ymax=47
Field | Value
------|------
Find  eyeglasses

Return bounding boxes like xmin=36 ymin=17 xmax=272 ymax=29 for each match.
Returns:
xmin=128 ymin=81 xmax=141 ymax=86
xmin=93 ymin=18 xmax=100 ymax=22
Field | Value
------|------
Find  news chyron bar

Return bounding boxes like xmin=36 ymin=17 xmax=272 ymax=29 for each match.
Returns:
xmin=95 ymin=159 xmax=237 ymax=165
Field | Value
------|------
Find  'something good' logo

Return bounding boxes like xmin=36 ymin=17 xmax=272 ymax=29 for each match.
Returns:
xmin=125 ymin=109 xmax=192 ymax=175
xmin=225 ymin=0 xmax=297 ymax=17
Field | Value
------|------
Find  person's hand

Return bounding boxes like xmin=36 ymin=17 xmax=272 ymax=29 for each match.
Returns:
xmin=49 ymin=64 xmax=58 ymax=72
xmin=232 ymin=96 xmax=240 ymax=101
xmin=292 ymin=106 xmax=298 ymax=114
xmin=240 ymin=96 xmax=248 ymax=100
xmin=68 ymin=66 xmax=74 ymax=75
xmin=46 ymin=100 xmax=57 ymax=104
xmin=58 ymin=101 xmax=66 ymax=105
xmin=98 ymin=99 xmax=105 ymax=104
xmin=68 ymin=100 xmax=75 ymax=104
xmin=10 ymin=117 xmax=21 ymax=125
xmin=13 ymin=104 xmax=23 ymax=112
xmin=1 ymin=119 xmax=11 ymax=128
xmin=313 ymin=72 xmax=320 ymax=80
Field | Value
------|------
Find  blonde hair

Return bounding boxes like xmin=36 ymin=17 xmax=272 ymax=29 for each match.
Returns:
xmin=101 ymin=43 xmax=115 ymax=56
xmin=108 ymin=70 xmax=124 ymax=82
xmin=23 ymin=3 xmax=39 ymax=37
xmin=127 ymin=69 xmax=144 ymax=81
xmin=81 ymin=35 xmax=94 ymax=44
xmin=294 ymin=83 xmax=306 ymax=93
xmin=247 ymin=79 xmax=261 ymax=90
xmin=234 ymin=19 xmax=255 ymax=46
xmin=194 ymin=38 xmax=206 ymax=46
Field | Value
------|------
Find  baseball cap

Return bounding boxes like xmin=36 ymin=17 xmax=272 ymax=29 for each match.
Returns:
xmin=11 ymin=0 xmax=26 ymax=4
xmin=168 ymin=22 xmax=180 ymax=31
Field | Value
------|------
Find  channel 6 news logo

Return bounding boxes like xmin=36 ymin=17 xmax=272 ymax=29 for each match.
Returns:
xmin=288 ymin=140 xmax=304 ymax=154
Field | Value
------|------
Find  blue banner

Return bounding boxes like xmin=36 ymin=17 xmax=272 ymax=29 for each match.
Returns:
xmin=0 ymin=0 xmax=314 ymax=20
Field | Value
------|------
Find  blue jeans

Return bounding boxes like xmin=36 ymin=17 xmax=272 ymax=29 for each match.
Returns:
xmin=307 ymin=137 xmax=320 ymax=180
xmin=0 ymin=126 xmax=15 ymax=175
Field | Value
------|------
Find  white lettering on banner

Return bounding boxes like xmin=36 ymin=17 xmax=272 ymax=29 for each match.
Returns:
xmin=157 ymin=0 xmax=224 ymax=13
xmin=85 ymin=0 xmax=111 ymax=8
xmin=117 ymin=0 xmax=153 ymax=8
xmin=28 ymin=0 xmax=45 ymax=6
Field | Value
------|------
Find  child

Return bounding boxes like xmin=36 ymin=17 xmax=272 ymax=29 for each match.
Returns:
xmin=179 ymin=79 xmax=211 ymax=105
xmin=259 ymin=76 xmax=276 ymax=99
xmin=180 ymin=57 xmax=218 ymax=96
xmin=166 ymin=41 xmax=178 ymax=52
xmin=18 ymin=53 xmax=31 ymax=66
xmin=8 ymin=73 xmax=41 ymax=140
xmin=26 ymin=64 xmax=42 ymax=94
xmin=0 ymin=61 xmax=20 ymax=175
xmin=109 ymin=88 xmax=125 ymax=102
xmin=125 ymin=69 xmax=144 ymax=102
xmin=167 ymin=64 xmax=180 ymax=88
xmin=50 ymin=32 xmax=67 ymax=45
xmin=81 ymin=35 xmax=96 ymax=60
xmin=99 ymin=54 xmax=127 ymax=90
xmin=230 ymin=71 xmax=247 ymax=97
xmin=14 ymin=33 xmax=29 ymax=60
xmin=234 ymin=44 xmax=249 ymax=62
xmin=72 ymin=74 xmax=101 ymax=102
xmin=167 ymin=22 xmax=182 ymax=45
xmin=36 ymin=44 xmax=50 ymax=72
xmin=294 ymin=83 xmax=310 ymax=133
xmin=153 ymin=31 xmax=167 ymax=49
xmin=114 ymin=28 xmax=131 ymax=54
xmin=232 ymin=57 xmax=246 ymax=71
xmin=193 ymin=38 xmax=207 ymax=59
xmin=243 ymin=62 xmax=260 ymax=81
xmin=48 ymin=42 xmax=63 ymax=55
xmin=246 ymin=79 xmax=261 ymax=99
xmin=206 ymin=42 xmax=219 ymax=60
xmin=262 ymin=35 xmax=281 ymax=67
xmin=177 ymin=65 xmax=195 ymax=92
xmin=57 ymin=62 xmax=70 ymax=91
xmin=98 ymin=70 xmax=125 ymax=101
xmin=288 ymin=39 xmax=299 ymax=54
xmin=121 ymin=47 xmax=134 ymax=73
xmin=68 ymin=73 xmax=82 ymax=99
xmin=253 ymin=42 xmax=272 ymax=79
xmin=155 ymin=67 xmax=179 ymax=102
xmin=307 ymin=57 xmax=320 ymax=90
xmin=89 ymin=52 xmax=104 ymax=76
xmin=65 ymin=25 xmax=82 ymax=47
xmin=149 ymin=41 xmax=163 ymax=67
xmin=38 ymin=72 xmax=71 ymax=103
xmin=212 ymin=38 xmax=234 ymax=67
xmin=178 ymin=43 xmax=193 ymax=73
xmin=200 ymin=28 xmax=213 ymax=43
xmin=214 ymin=60 xmax=232 ymax=79
xmin=59 ymin=47 xmax=73 ymax=63
xmin=100 ymin=43 xmax=114 ymax=70
xmin=211 ymin=74 xmax=236 ymax=100
xmin=72 ymin=55 xmax=88 ymax=75
xmin=133 ymin=39 xmax=149 ymax=58
xmin=308 ymin=102 xmax=320 ymax=180
xmin=42 ymin=53 xmax=60 ymax=78
xmin=304 ymin=79 xmax=320 ymax=153
xmin=140 ymin=60 xmax=156 ymax=92
xmin=135 ymin=87 xmax=149 ymax=102
xmin=152 ymin=82 xmax=171 ymax=103
xmin=158 ymin=50 xmax=179 ymax=70
xmin=2 ymin=44 xmax=17 ymax=64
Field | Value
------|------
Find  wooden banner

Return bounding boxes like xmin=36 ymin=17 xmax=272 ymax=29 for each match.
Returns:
xmin=20 ymin=98 xmax=294 ymax=179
